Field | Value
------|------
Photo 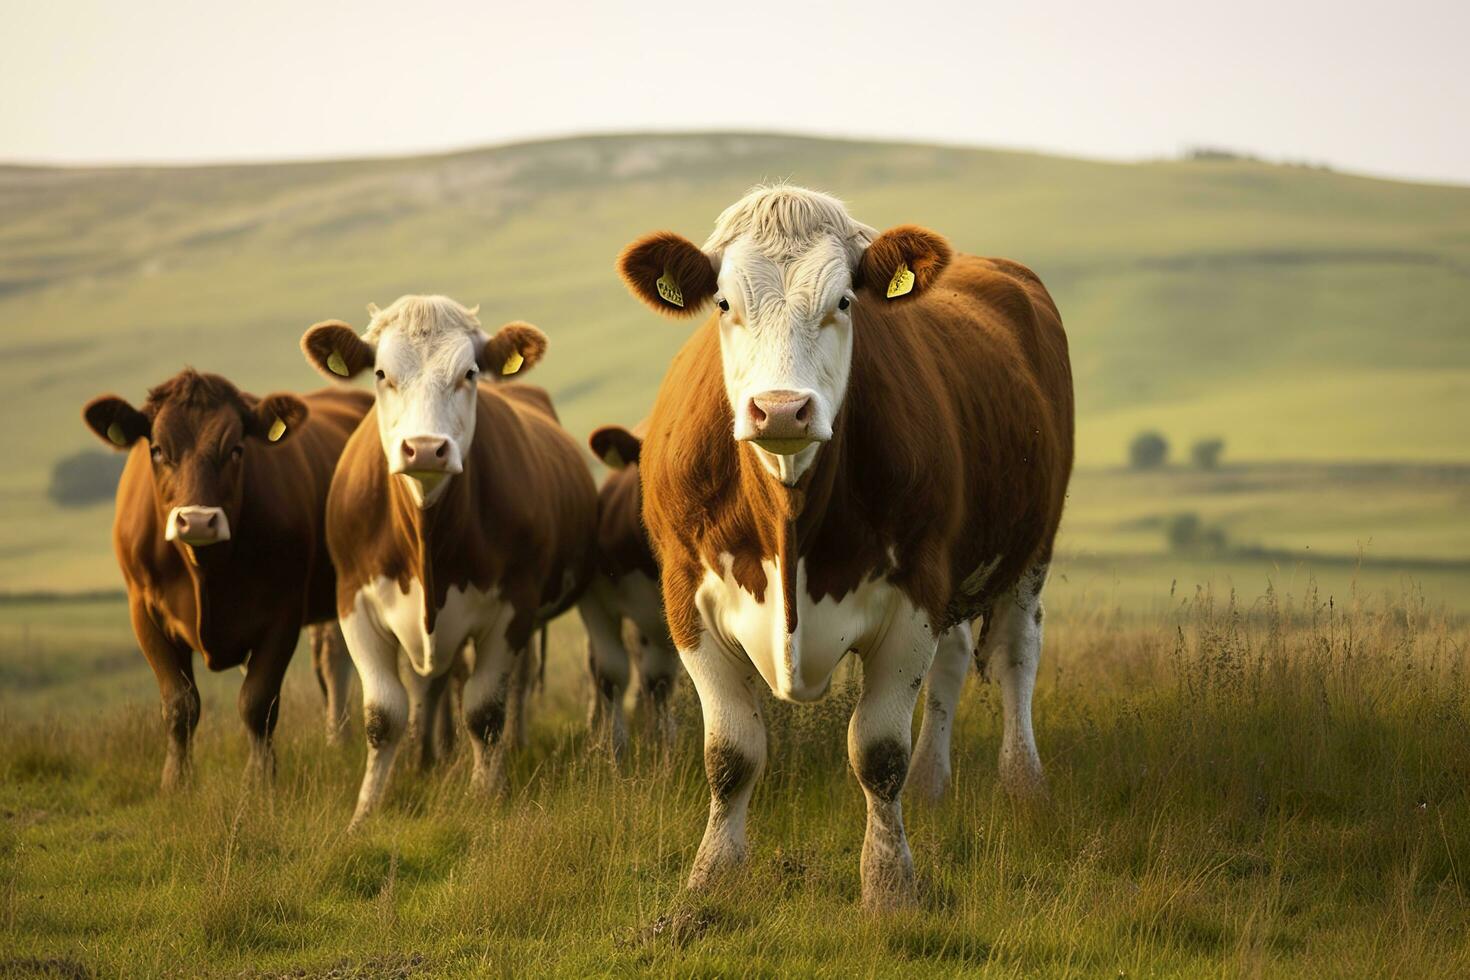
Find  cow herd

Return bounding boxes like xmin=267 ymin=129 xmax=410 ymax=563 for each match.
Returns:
xmin=81 ymin=184 xmax=1073 ymax=909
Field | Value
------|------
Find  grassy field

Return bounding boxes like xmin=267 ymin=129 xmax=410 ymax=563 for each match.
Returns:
xmin=3 ymin=132 xmax=1470 ymax=590
xmin=3 ymin=581 xmax=1468 ymax=977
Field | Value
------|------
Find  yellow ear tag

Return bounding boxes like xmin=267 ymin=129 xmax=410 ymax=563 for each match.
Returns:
xmin=603 ymin=447 xmax=624 ymax=469
xmin=106 ymin=422 xmax=128 ymax=446
xmin=886 ymin=262 xmax=915 ymax=299
xmin=267 ymin=417 xmax=286 ymax=442
xmin=502 ymin=350 xmax=524 ymax=376
xmin=655 ymin=268 xmax=684 ymax=308
xmin=327 ymin=351 xmax=350 ymax=377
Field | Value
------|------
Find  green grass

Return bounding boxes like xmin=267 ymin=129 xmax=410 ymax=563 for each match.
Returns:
xmin=4 ymin=133 xmax=1470 ymax=590
xmin=3 ymin=582 xmax=1468 ymax=977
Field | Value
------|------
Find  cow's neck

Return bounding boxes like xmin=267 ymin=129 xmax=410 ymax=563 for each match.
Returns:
xmin=387 ymin=465 xmax=476 ymax=636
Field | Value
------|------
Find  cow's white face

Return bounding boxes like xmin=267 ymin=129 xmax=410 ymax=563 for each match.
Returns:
xmin=300 ymin=297 xmax=549 ymax=511
xmin=617 ymin=185 xmax=953 ymax=489
xmin=371 ymin=328 xmax=484 ymax=507
xmin=714 ymin=238 xmax=857 ymax=485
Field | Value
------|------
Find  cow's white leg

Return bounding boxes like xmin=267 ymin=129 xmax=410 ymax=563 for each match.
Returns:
xmin=908 ymin=621 xmax=973 ymax=803
xmin=850 ymin=609 xmax=936 ymax=910
xmin=343 ymin=614 xmax=408 ymax=830
xmin=462 ymin=628 xmax=517 ymax=797
xmin=685 ymin=635 xmax=767 ymax=891
xmin=981 ymin=563 xmax=1048 ymax=796
xmin=578 ymin=586 xmax=630 ymax=758
xmin=314 ymin=622 xmax=355 ymax=745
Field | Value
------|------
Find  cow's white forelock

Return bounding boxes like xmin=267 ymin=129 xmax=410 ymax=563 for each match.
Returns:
xmin=365 ymin=295 xmax=487 ymax=383
xmin=705 ymin=186 xmax=873 ymax=484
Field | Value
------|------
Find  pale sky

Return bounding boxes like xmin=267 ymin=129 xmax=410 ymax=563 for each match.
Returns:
xmin=2 ymin=0 xmax=1467 ymax=184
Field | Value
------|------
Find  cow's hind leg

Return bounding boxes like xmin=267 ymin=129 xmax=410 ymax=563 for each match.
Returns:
xmin=634 ymin=633 xmax=680 ymax=754
xmin=685 ymin=636 xmax=766 ymax=891
xmin=313 ymin=622 xmax=354 ymax=745
xmin=462 ymin=629 xmax=518 ymax=798
xmin=503 ymin=637 xmax=534 ymax=750
xmin=239 ymin=623 xmax=297 ymax=784
xmin=850 ymin=608 xmax=936 ymax=910
xmin=131 ymin=599 xmax=199 ymax=791
xmin=343 ymin=616 xmax=408 ymax=829
xmin=401 ymin=662 xmax=450 ymax=773
xmin=577 ymin=586 xmax=630 ymax=759
xmin=908 ymin=621 xmax=973 ymax=803
xmin=981 ymin=562 xmax=1048 ymax=796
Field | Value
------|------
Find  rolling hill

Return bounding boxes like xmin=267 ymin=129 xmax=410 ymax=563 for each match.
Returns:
xmin=3 ymin=132 xmax=1468 ymax=591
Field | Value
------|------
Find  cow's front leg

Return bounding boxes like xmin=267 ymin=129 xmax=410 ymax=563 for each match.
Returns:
xmin=342 ymin=614 xmax=408 ymax=830
xmin=632 ymin=628 xmax=680 ymax=754
xmin=239 ymin=623 xmax=296 ymax=784
xmin=851 ymin=610 xmax=937 ymax=909
xmin=684 ymin=635 xmax=766 ymax=891
xmin=131 ymin=599 xmax=199 ymax=791
xmin=463 ymin=629 xmax=518 ymax=797
xmin=578 ymin=587 xmax=630 ymax=759
xmin=908 ymin=621 xmax=974 ymax=803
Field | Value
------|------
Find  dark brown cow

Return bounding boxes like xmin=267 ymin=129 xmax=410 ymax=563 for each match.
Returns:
xmin=299 ymin=295 xmax=596 ymax=828
xmin=617 ymin=185 xmax=1074 ymax=908
xmin=579 ymin=425 xmax=680 ymax=754
xmin=83 ymin=371 xmax=371 ymax=787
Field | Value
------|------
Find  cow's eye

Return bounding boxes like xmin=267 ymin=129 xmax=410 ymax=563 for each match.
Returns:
xmin=838 ymin=296 xmax=851 ymax=312
xmin=374 ymin=369 xmax=385 ymax=381
xmin=717 ymin=297 xmax=730 ymax=313
xmin=150 ymin=445 xmax=165 ymax=464
xmin=230 ymin=444 xmax=244 ymax=462
xmin=464 ymin=368 xmax=477 ymax=383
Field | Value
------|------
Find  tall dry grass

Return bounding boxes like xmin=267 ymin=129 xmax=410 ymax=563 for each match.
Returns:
xmin=1 ymin=584 xmax=1467 ymax=977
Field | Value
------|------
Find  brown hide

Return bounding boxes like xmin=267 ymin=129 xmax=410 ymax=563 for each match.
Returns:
xmin=326 ymin=382 xmax=597 ymax=651
xmin=641 ymin=254 xmax=1074 ymax=650
xmin=110 ymin=383 xmax=371 ymax=669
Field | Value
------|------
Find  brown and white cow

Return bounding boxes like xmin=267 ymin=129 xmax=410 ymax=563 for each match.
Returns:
xmin=580 ymin=425 xmax=681 ymax=754
xmin=83 ymin=371 xmax=371 ymax=787
xmin=617 ymin=185 xmax=1074 ymax=908
xmin=300 ymin=295 xmax=597 ymax=828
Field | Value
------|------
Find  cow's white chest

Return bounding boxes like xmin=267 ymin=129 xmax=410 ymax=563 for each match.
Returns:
xmin=350 ymin=575 xmax=510 ymax=677
xmin=696 ymin=553 xmax=910 ymax=702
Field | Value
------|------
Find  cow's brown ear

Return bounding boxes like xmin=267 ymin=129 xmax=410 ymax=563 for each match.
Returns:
xmin=248 ymin=393 xmax=309 ymax=444
xmin=857 ymin=225 xmax=953 ymax=301
xmin=617 ymin=231 xmax=718 ymax=317
xmin=301 ymin=320 xmax=375 ymax=380
xmin=83 ymin=396 xmax=150 ymax=449
xmin=480 ymin=321 xmax=548 ymax=377
xmin=589 ymin=425 xmax=642 ymax=468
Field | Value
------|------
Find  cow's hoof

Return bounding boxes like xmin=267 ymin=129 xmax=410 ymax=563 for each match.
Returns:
xmin=160 ymin=759 xmax=190 ymax=792
xmin=998 ymin=756 xmax=1049 ymax=803
xmin=687 ymin=842 xmax=744 ymax=893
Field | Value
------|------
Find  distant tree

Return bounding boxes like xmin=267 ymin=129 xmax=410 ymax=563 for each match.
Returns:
xmin=48 ymin=449 xmax=125 ymax=508
xmin=1165 ymin=512 xmax=1202 ymax=553
xmin=1165 ymin=512 xmax=1229 ymax=556
xmin=1129 ymin=431 xmax=1169 ymax=470
xmin=1191 ymin=437 xmax=1225 ymax=470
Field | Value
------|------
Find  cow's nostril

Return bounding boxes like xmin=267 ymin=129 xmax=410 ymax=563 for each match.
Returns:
xmin=748 ymin=401 xmax=768 ymax=425
xmin=435 ymin=442 xmax=447 ymax=458
xmin=795 ymin=399 xmax=812 ymax=423
xmin=402 ymin=440 xmax=416 ymax=460
xmin=176 ymin=514 xmax=188 ymax=528
xmin=207 ymin=514 xmax=217 ymax=529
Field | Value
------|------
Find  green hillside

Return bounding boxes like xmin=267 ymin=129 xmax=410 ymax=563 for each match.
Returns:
xmin=3 ymin=133 xmax=1468 ymax=591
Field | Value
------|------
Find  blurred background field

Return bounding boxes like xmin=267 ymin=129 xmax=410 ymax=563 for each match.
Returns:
xmin=2 ymin=132 xmax=1468 ymax=600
